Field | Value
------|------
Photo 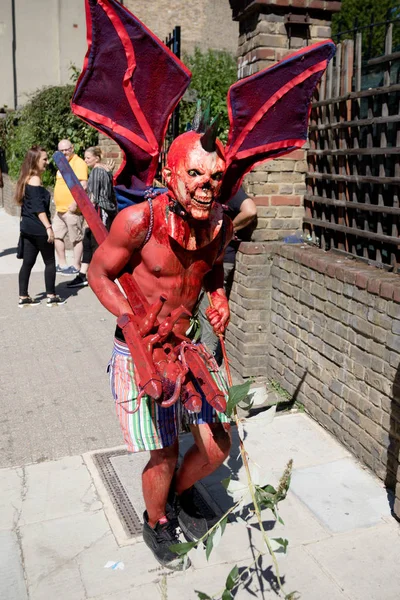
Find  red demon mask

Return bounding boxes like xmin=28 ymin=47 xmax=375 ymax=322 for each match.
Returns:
xmin=162 ymin=131 xmax=226 ymax=221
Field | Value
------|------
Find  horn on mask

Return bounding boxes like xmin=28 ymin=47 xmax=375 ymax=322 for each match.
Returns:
xmin=200 ymin=114 xmax=220 ymax=152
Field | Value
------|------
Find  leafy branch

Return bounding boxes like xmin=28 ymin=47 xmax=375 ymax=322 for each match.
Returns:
xmin=170 ymin=381 xmax=298 ymax=600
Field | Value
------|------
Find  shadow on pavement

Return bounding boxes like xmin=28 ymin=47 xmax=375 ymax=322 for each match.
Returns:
xmin=0 ymin=246 xmax=17 ymax=258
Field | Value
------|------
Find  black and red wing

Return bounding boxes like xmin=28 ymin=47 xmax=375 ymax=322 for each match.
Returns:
xmin=72 ymin=0 xmax=191 ymax=187
xmin=219 ymin=41 xmax=336 ymax=202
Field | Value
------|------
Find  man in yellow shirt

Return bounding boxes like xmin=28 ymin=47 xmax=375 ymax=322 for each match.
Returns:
xmin=53 ymin=139 xmax=88 ymax=275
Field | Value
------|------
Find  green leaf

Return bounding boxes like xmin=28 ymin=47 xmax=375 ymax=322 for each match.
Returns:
xmin=220 ymin=515 xmax=228 ymax=536
xmin=221 ymin=476 xmax=231 ymax=490
xmin=169 ymin=541 xmax=197 ymax=555
xmin=225 ymin=565 xmax=239 ymax=590
xmin=272 ymin=537 xmax=289 ymax=553
xmin=262 ymin=484 xmax=277 ymax=495
xmin=195 ymin=592 xmax=212 ymax=600
xmin=225 ymin=381 xmax=251 ymax=417
xmin=222 ymin=590 xmax=233 ymax=600
xmin=205 ymin=532 xmax=214 ymax=560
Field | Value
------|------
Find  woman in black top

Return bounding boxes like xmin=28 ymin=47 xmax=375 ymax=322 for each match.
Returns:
xmin=16 ymin=146 xmax=65 ymax=307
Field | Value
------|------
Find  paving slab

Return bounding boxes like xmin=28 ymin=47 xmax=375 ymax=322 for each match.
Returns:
xmin=0 ymin=268 xmax=122 ymax=467
xmin=0 ymin=467 xmax=23 ymax=530
xmin=0 ymin=530 xmax=28 ymax=600
xmin=166 ymin=546 xmax=350 ymax=600
xmin=77 ymin=530 xmax=175 ymax=597
xmin=20 ymin=455 xmax=101 ymax=525
xmin=291 ymin=457 xmax=392 ymax=532
xmin=307 ymin=522 xmax=400 ymax=600
xmin=21 ymin=510 xmax=110 ymax=600
xmin=87 ymin=583 xmax=162 ymax=600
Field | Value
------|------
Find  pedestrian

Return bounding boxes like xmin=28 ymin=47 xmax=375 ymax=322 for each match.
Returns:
xmin=197 ymin=187 xmax=257 ymax=362
xmin=67 ymin=146 xmax=117 ymax=288
xmin=53 ymin=139 xmax=88 ymax=275
xmin=16 ymin=146 xmax=66 ymax=307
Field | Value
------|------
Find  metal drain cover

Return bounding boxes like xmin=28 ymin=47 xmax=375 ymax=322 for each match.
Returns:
xmin=93 ymin=448 xmax=221 ymax=539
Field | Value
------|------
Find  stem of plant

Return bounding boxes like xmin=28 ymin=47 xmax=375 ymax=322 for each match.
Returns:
xmin=207 ymin=293 xmax=286 ymax=596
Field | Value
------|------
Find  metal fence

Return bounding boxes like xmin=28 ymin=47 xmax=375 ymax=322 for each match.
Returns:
xmin=157 ymin=26 xmax=181 ymax=181
xmin=305 ymin=11 xmax=400 ymax=271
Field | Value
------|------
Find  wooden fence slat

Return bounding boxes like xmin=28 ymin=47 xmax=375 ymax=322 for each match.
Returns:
xmin=306 ymin=172 xmax=400 ymax=185
xmin=303 ymin=218 xmax=400 ymax=246
xmin=312 ymin=83 xmax=400 ymax=107
xmin=305 ymin=195 xmax=400 ymax=214
xmin=309 ymin=114 xmax=400 ymax=131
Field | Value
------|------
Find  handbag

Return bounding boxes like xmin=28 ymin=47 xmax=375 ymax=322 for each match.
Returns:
xmin=16 ymin=234 xmax=24 ymax=259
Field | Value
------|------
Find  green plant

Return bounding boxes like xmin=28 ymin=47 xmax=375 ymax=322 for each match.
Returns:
xmin=331 ymin=0 xmax=400 ymax=57
xmin=168 ymin=382 xmax=297 ymax=600
xmin=179 ymin=48 xmax=237 ymax=143
xmin=269 ymin=380 xmax=292 ymax=401
xmin=1 ymin=83 xmax=97 ymax=187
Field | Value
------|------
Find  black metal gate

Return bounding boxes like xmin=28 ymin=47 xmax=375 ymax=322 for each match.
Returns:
xmin=157 ymin=26 xmax=182 ymax=182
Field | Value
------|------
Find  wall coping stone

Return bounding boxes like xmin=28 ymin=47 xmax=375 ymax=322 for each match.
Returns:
xmin=239 ymin=241 xmax=400 ymax=302
xmin=230 ymin=0 xmax=342 ymax=20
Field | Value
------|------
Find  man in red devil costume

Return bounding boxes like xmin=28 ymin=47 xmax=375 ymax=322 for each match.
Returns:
xmin=89 ymin=127 xmax=234 ymax=569
xmin=70 ymin=0 xmax=335 ymax=572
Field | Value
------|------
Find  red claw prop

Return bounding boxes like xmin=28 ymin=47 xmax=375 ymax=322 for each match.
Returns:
xmin=53 ymin=151 xmax=228 ymax=415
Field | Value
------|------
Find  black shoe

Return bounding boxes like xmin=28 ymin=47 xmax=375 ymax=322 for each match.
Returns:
xmin=46 ymin=295 xmax=67 ymax=307
xmin=142 ymin=512 xmax=191 ymax=571
xmin=18 ymin=296 xmax=40 ymax=308
xmin=66 ymin=273 xmax=88 ymax=288
xmin=173 ymin=487 xmax=209 ymax=542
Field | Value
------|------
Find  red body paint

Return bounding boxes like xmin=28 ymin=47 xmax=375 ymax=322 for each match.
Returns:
xmin=88 ymin=131 xmax=233 ymax=413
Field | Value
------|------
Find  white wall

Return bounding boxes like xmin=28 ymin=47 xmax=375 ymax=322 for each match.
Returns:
xmin=0 ymin=0 xmax=15 ymax=108
xmin=0 ymin=0 xmax=86 ymax=108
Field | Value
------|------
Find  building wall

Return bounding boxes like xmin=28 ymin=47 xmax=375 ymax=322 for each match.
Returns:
xmin=0 ymin=0 xmax=87 ymax=108
xmin=0 ymin=0 xmax=237 ymax=109
xmin=123 ymin=0 xmax=238 ymax=55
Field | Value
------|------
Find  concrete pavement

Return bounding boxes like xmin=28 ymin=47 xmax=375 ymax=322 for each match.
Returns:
xmin=0 ymin=207 xmax=399 ymax=600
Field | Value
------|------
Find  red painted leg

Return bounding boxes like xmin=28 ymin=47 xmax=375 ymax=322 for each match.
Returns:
xmin=142 ymin=439 xmax=179 ymax=527
xmin=175 ymin=423 xmax=231 ymax=494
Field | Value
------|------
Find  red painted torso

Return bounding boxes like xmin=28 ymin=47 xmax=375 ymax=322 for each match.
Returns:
xmin=124 ymin=195 xmax=231 ymax=335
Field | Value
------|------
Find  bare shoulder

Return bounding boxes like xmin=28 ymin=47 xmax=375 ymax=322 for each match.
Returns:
xmin=109 ymin=201 xmax=151 ymax=247
xmin=27 ymin=175 xmax=41 ymax=186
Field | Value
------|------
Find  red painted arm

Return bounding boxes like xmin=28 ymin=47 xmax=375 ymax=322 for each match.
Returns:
xmin=87 ymin=204 xmax=151 ymax=318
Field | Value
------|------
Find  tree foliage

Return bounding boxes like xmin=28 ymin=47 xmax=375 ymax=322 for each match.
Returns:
xmin=179 ymin=48 xmax=237 ymax=143
xmin=0 ymin=84 xmax=97 ymax=186
xmin=332 ymin=0 xmax=400 ymax=57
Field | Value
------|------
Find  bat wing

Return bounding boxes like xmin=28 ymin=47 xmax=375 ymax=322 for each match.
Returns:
xmin=72 ymin=0 xmax=191 ymax=187
xmin=219 ymin=41 xmax=336 ymax=202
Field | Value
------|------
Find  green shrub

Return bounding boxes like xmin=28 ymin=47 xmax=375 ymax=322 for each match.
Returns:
xmin=179 ymin=48 xmax=237 ymax=143
xmin=0 ymin=84 xmax=97 ymax=186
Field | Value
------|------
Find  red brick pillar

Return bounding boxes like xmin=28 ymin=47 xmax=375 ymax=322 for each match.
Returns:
xmin=98 ymin=133 xmax=124 ymax=172
xmin=231 ymin=0 xmax=341 ymax=239
xmin=225 ymin=0 xmax=341 ymax=381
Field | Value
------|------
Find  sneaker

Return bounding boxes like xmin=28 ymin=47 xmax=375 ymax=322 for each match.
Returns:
xmin=142 ymin=512 xmax=191 ymax=571
xmin=55 ymin=265 xmax=65 ymax=273
xmin=60 ymin=266 xmax=79 ymax=276
xmin=66 ymin=273 xmax=88 ymax=288
xmin=46 ymin=295 xmax=67 ymax=307
xmin=172 ymin=486 xmax=209 ymax=542
xmin=18 ymin=297 xmax=40 ymax=308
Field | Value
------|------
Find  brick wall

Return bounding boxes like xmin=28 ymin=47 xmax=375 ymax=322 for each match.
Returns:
xmin=248 ymin=242 xmax=400 ymax=519
xmin=2 ymin=174 xmax=19 ymax=216
xmin=123 ymin=0 xmax=238 ymax=55
xmin=98 ymin=134 xmax=124 ymax=174
xmin=234 ymin=0 xmax=340 ymax=238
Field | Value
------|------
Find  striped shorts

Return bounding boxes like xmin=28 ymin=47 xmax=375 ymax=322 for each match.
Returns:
xmin=108 ymin=338 xmax=229 ymax=452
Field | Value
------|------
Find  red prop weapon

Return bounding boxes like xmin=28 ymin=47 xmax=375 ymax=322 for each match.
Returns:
xmin=53 ymin=151 xmax=227 ymax=414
